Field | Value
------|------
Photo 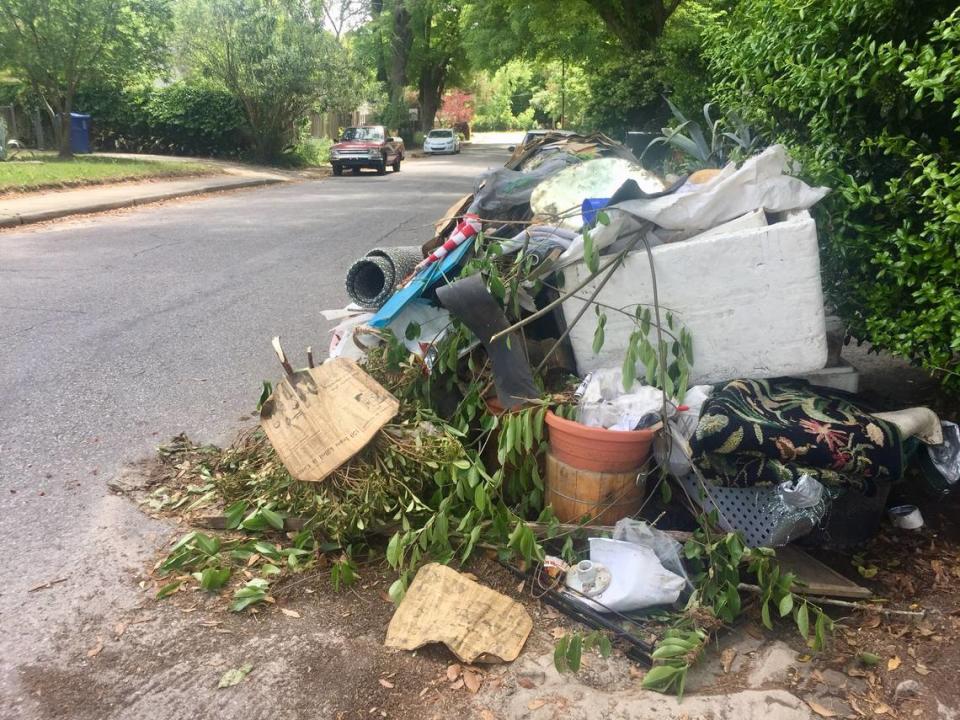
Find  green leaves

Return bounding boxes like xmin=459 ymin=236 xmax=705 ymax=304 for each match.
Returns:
xmin=156 ymin=580 xmax=183 ymax=599
xmin=592 ymin=311 xmax=607 ymax=354
xmin=554 ymin=631 xmax=611 ymax=673
xmin=554 ymin=633 xmax=582 ymax=672
xmin=218 ymin=664 xmax=253 ymax=689
xmin=582 ymin=229 xmax=599 ymax=274
xmin=707 ymin=0 xmax=960 ymax=392
xmin=231 ymin=578 xmax=270 ymax=612
xmin=796 ymin=602 xmax=810 ymax=639
xmin=198 ymin=566 xmax=231 ymax=591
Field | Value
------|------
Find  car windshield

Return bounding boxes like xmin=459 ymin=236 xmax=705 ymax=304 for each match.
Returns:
xmin=428 ymin=130 xmax=453 ymax=138
xmin=342 ymin=127 xmax=384 ymax=141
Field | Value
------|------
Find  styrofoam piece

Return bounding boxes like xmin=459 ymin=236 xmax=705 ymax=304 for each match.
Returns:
xmin=561 ymin=210 xmax=828 ymax=384
xmin=797 ymin=361 xmax=860 ymax=394
xmin=669 ymin=207 xmax=767 ymax=244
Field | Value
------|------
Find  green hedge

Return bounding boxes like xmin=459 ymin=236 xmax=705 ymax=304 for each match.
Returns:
xmin=74 ymin=81 xmax=249 ymax=157
xmin=708 ymin=0 xmax=960 ymax=389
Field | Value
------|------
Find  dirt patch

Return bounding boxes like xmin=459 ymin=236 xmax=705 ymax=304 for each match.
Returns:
xmin=13 ymin=561 xmax=489 ymax=720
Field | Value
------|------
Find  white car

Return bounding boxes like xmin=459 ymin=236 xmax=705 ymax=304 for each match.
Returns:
xmin=423 ymin=128 xmax=461 ymax=155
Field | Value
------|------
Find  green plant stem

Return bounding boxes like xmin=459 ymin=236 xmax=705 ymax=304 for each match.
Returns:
xmin=533 ymin=233 xmax=645 ymax=373
xmin=488 ymin=236 xmax=642 ymax=344
xmin=736 ymin=583 xmax=925 ymax=617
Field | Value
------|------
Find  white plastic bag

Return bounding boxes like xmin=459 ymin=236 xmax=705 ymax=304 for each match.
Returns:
xmin=569 ymin=537 xmax=685 ymax=613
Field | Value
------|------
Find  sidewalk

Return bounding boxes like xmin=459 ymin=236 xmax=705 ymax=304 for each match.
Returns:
xmin=0 ymin=157 xmax=291 ymax=229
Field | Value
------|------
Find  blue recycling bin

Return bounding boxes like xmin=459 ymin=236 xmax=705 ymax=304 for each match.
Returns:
xmin=69 ymin=113 xmax=91 ymax=154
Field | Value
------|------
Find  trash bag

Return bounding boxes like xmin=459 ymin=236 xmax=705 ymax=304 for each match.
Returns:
xmin=567 ymin=537 xmax=685 ymax=613
xmin=575 ymin=367 xmax=665 ymax=430
xmin=471 ymin=151 xmax=580 ymax=216
xmin=612 ymin=518 xmax=691 ymax=590
xmin=921 ymin=421 xmax=960 ymax=497
xmin=652 ymin=385 xmax=713 ymax=477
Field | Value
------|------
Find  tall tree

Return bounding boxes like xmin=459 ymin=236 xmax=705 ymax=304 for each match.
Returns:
xmin=176 ymin=0 xmax=355 ymax=161
xmin=408 ymin=0 xmax=464 ymax=131
xmin=0 ymin=0 xmax=170 ymax=157
xmin=365 ymin=0 xmax=465 ymax=131
xmin=582 ymin=0 xmax=680 ymax=53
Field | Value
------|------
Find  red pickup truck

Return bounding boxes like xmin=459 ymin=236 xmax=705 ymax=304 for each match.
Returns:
xmin=330 ymin=126 xmax=405 ymax=176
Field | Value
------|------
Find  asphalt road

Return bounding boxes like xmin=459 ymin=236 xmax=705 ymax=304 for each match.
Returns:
xmin=0 ymin=144 xmax=510 ymax=717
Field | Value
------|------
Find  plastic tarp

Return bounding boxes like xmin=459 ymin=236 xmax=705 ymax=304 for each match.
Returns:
xmin=559 ymin=144 xmax=830 ymax=263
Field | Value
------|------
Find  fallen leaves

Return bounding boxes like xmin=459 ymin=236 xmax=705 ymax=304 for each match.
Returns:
xmin=518 ymin=677 xmax=536 ymax=689
xmin=721 ymin=648 xmax=738 ymax=674
xmin=463 ymin=670 xmax=482 ymax=694
xmin=806 ymin=700 xmax=838 ymax=717
xmin=527 ymin=699 xmax=546 ymax=711
xmin=86 ymin=637 xmax=104 ymax=658
xmin=280 ymin=608 xmax=300 ymax=619
xmin=887 ymin=656 xmax=902 ymax=671
xmin=218 ymin=664 xmax=253 ymax=688
xmin=446 ymin=664 xmax=461 ymax=682
xmin=378 ymin=679 xmax=394 ymax=689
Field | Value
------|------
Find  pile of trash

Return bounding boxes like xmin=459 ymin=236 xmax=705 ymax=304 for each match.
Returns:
xmin=152 ymin=131 xmax=960 ymax=693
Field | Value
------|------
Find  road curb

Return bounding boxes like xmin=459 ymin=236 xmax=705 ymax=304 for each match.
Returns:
xmin=0 ymin=177 xmax=284 ymax=229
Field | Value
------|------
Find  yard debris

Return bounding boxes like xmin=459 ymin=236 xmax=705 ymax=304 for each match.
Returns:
xmin=259 ymin=358 xmax=399 ymax=482
xmin=141 ymin=132 xmax=960 ymax=711
xmin=385 ymin=564 xmax=532 ymax=664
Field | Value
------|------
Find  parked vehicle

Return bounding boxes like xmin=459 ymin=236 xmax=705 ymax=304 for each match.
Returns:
xmin=330 ymin=126 xmax=405 ymax=176
xmin=423 ymin=128 xmax=461 ymax=155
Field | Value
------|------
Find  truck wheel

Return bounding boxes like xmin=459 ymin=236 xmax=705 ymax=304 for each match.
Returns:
xmin=376 ymin=159 xmax=386 ymax=175
xmin=392 ymin=157 xmax=401 ymax=172
xmin=332 ymin=164 xmax=343 ymax=176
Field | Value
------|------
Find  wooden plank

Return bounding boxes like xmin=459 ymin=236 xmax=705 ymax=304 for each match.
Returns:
xmin=777 ymin=545 xmax=873 ymax=599
xmin=259 ymin=358 xmax=398 ymax=482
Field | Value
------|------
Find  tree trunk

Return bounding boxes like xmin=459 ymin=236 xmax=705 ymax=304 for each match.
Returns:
xmin=419 ymin=79 xmax=441 ymax=132
xmin=58 ymin=113 xmax=73 ymax=158
xmin=388 ymin=3 xmax=412 ymax=109
xmin=583 ymin=0 xmax=677 ymax=53
xmin=58 ymin=93 xmax=73 ymax=159
xmin=418 ymin=63 xmax=445 ymax=132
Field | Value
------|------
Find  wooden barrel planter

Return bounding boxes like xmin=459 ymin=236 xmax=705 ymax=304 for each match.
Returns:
xmin=543 ymin=410 xmax=653 ymax=525
xmin=545 ymin=452 xmax=647 ymax=525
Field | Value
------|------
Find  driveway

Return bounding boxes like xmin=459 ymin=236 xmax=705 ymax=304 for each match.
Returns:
xmin=0 ymin=145 xmax=509 ymax=719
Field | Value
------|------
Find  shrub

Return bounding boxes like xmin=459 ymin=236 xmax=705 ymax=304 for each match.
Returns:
xmin=74 ymin=81 xmax=248 ymax=157
xmin=707 ymin=0 xmax=960 ymax=389
xmin=282 ymin=137 xmax=332 ymax=167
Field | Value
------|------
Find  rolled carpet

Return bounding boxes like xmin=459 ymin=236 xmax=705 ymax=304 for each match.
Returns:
xmin=345 ymin=246 xmax=424 ymax=308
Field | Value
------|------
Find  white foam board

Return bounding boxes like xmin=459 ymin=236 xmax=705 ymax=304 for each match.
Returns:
xmin=561 ymin=210 xmax=828 ymax=384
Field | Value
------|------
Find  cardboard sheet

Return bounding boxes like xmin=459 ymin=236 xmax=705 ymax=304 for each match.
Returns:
xmin=385 ymin=563 xmax=532 ymax=664
xmin=259 ymin=358 xmax=398 ymax=482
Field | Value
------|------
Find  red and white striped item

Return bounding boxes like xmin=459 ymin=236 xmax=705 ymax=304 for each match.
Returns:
xmin=413 ymin=213 xmax=481 ymax=273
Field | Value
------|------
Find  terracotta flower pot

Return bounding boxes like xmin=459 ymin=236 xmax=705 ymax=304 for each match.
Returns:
xmin=545 ymin=410 xmax=654 ymax=472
